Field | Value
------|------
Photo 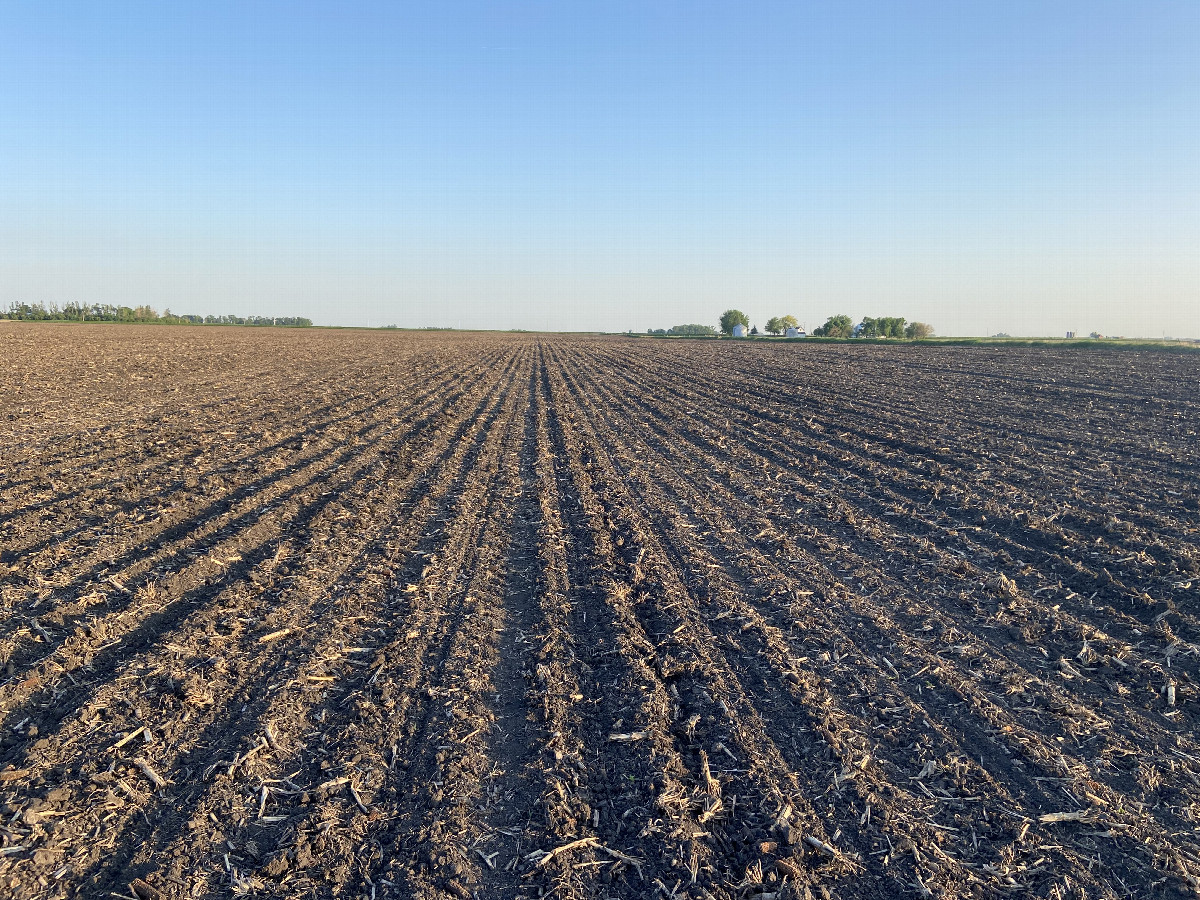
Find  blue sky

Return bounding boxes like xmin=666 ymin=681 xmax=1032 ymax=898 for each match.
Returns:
xmin=2 ymin=1 xmax=1198 ymax=335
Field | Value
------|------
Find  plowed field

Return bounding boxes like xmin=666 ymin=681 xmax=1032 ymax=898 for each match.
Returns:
xmin=2 ymin=324 xmax=1200 ymax=900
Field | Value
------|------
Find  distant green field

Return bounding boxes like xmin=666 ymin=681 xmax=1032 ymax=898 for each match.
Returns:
xmin=899 ymin=336 xmax=1200 ymax=352
xmin=633 ymin=332 xmax=1200 ymax=352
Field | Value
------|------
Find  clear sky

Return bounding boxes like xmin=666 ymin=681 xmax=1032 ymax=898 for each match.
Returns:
xmin=2 ymin=1 xmax=1198 ymax=336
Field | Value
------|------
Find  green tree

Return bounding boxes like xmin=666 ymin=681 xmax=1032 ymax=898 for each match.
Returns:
xmin=780 ymin=314 xmax=799 ymax=331
xmin=764 ymin=316 xmax=783 ymax=335
xmin=719 ymin=309 xmax=750 ymax=335
xmin=905 ymin=321 xmax=934 ymax=339
xmin=859 ymin=316 xmax=907 ymax=338
xmin=814 ymin=314 xmax=854 ymax=338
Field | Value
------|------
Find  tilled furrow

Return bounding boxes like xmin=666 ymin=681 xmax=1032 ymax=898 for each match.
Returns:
xmin=581 ymin=346 xmax=1198 ymax=745
xmin=0 ymin=353 xmax=524 ymax=898
xmin=303 ymin=355 xmax=531 ymax=900
xmin=557 ymin=347 xmax=970 ymax=893
xmin=0 ymin=350 xmax=505 ymax=659
xmin=0 ymin=353 xmax=423 ymax=549
xmin=547 ymin=345 xmax=865 ymax=899
xmin=573 ymin=343 xmax=1200 ymax=762
xmin=2 ymin=328 xmax=1198 ymax=900
xmin=514 ymin=348 xmax=703 ymax=898
xmin=586 ymin=343 xmax=1200 ymax=593
xmin=560 ymin=343 xmax=1197 ymax=896
xmin=75 ymin=347 xmax=532 ymax=900
xmin=594 ymin=343 xmax=1200 ymax=578
xmin=714 ymin=344 xmax=1200 ymax=487
xmin=0 ymin=349 xmax=506 ymax=678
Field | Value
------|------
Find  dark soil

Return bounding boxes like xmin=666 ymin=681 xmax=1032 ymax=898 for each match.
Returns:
xmin=2 ymin=323 xmax=1199 ymax=899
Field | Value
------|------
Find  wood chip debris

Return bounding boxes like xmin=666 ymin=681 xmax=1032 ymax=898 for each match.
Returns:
xmin=524 ymin=836 xmax=644 ymax=877
xmin=132 ymin=757 xmax=168 ymax=791
xmin=913 ymin=760 xmax=938 ymax=780
xmin=527 ymin=836 xmax=600 ymax=869
xmin=1038 ymin=809 xmax=1098 ymax=825
xmin=348 ymin=781 xmax=370 ymax=814
xmin=112 ymin=726 xmax=146 ymax=750
xmin=608 ymin=730 xmax=650 ymax=742
xmin=803 ymin=834 xmax=839 ymax=857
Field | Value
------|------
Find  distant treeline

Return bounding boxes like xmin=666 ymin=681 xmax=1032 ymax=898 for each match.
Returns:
xmin=2 ymin=302 xmax=312 ymax=328
xmin=647 ymin=324 xmax=718 ymax=336
xmin=814 ymin=315 xmax=933 ymax=339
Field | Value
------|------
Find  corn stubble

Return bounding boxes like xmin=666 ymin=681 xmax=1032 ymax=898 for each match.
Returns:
xmin=0 ymin=323 xmax=1198 ymax=899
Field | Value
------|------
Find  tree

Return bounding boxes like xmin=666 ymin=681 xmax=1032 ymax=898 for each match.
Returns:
xmin=719 ymin=309 xmax=750 ymax=335
xmin=765 ymin=316 xmax=783 ymax=335
xmin=1 ymin=300 xmax=311 ymax=327
xmin=905 ymin=321 xmax=934 ymax=339
xmin=750 ymin=325 xmax=759 ymax=335
xmin=814 ymin=314 xmax=854 ymax=338
xmin=859 ymin=316 xmax=907 ymax=338
xmin=780 ymin=314 xmax=799 ymax=331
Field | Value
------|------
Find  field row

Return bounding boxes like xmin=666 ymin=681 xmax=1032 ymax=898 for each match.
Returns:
xmin=1 ymin=324 xmax=1198 ymax=899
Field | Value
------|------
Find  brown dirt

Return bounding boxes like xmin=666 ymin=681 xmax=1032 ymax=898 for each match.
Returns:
xmin=1 ymin=322 xmax=1199 ymax=900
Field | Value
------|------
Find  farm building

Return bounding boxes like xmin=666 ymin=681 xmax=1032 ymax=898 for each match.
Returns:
xmin=785 ymin=327 xmax=801 ymax=338
xmin=732 ymin=324 xmax=747 ymax=338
